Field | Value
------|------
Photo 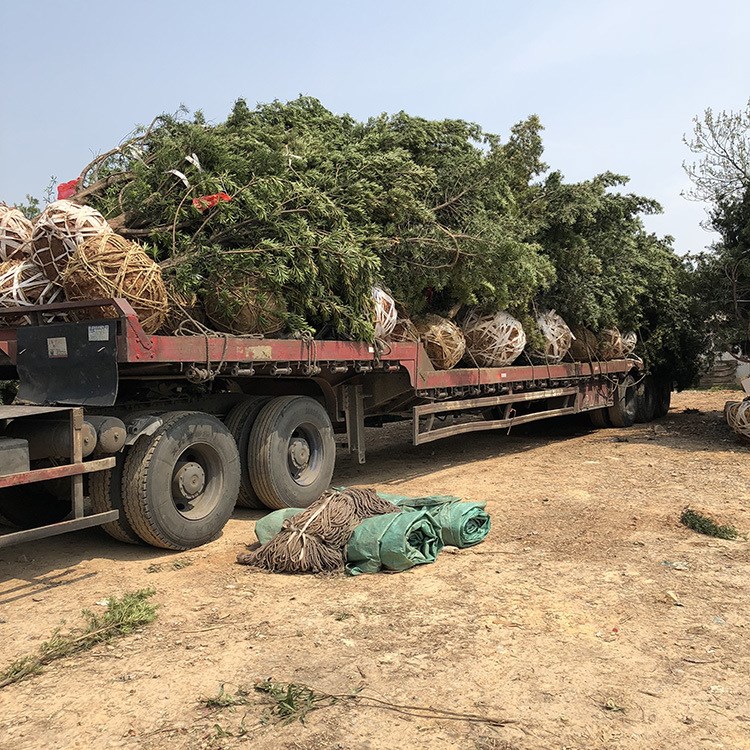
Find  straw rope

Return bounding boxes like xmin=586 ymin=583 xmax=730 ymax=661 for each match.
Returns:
xmin=461 ymin=309 xmax=526 ymax=367
xmin=31 ymin=200 xmax=111 ymax=282
xmin=726 ymin=399 xmax=750 ymax=440
xmin=204 ymin=271 xmax=285 ymax=336
xmin=0 ymin=204 xmax=33 ymax=261
xmin=62 ymin=233 xmax=167 ymax=334
xmin=414 ymin=314 xmax=466 ymax=370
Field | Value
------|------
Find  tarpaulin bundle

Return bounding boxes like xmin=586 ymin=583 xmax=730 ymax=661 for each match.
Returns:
xmin=345 ymin=509 xmax=443 ymax=576
xmin=237 ymin=487 xmax=400 ymax=573
xmin=376 ymin=492 xmax=491 ymax=548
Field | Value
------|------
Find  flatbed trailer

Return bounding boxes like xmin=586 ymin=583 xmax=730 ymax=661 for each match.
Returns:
xmin=0 ymin=299 xmax=655 ymax=550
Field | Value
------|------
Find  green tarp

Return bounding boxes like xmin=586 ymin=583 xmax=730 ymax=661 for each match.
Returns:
xmin=255 ymin=507 xmax=303 ymax=544
xmin=345 ymin=509 xmax=443 ymax=576
xmin=375 ymin=492 xmax=491 ymax=548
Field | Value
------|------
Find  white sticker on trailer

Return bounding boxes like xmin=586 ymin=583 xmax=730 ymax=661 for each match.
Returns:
xmin=47 ymin=337 xmax=68 ymax=358
xmin=88 ymin=325 xmax=110 ymax=341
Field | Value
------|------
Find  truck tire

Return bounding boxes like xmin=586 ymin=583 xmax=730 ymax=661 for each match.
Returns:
xmin=0 ymin=484 xmax=71 ymax=529
xmin=249 ymin=395 xmax=335 ymax=509
xmin=608 ymin=374 xmax=637 ymax=428
xmin=122 ymin=411 xmax=240 ymax=550
xmin=589 ymin=407 xmax=611 ymax=428
xmin=653 ymin=378 xmax=672 ymax=418
xmin=634 ymin=375 xmax=656 ymax=423
xmin=223 ymin=397 xmax=270 ymax=509
xmin=89 ymin=454 xmax=142 ymax=545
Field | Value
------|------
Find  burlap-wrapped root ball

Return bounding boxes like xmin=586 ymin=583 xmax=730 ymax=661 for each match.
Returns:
xmin=372 ymin=286 xmax=398 ymax=340
xmin=598 ymin=327 xmax=625 ymax=360
xmin=388 ymin=316 xmax=420 ymax=343
xmin=0 ymin=259 xmax=64 ymax=326
xmin=414 ymin=314 xmax=466 ymax=370
xmin=621 ymin=331 xmax=638 ymax=356
xmin=0 ymin=204 xmax=33 ymax=261
xmin=31 ymin=200 xmax=111 ymax=282
xmin=569 ymin=326 xmax=598 ymax=360
xmin=62 ymin=234 xmax=168 ymax=334
xmin=204 ymin=272 xmax=285 ymax=336
xmin=159 ymin=281 xmax=207 ymax=335
xmin=530 ymin=310 xmax=573 ymax=363
xmin=461 ymin=310 xmax=526 ymax=367
xmin=725 ymin=400 xmax=741 ymax=428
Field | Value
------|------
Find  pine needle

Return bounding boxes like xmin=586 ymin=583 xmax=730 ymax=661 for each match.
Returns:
xmin=0 ymin=589 xmax=158 ymax=689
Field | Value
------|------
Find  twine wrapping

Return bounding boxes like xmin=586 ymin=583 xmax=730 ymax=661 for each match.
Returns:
xmin=461 ymin=309 xmax=526 ymax=367
xmin=31 ymin=200 xmax=111 ymax=282
xmin=62 ymin=233 xmax=168 ymax=334
xmin=0 ymin=204 xmax=33 ymax=261
xmin=237 ymin=488 xmax=400 ymax=574
xmin=530 ymin=309 xmax=573 ymax=363
xmin=388 ymin=316 xmax=420 ymax=343
xmin=598 ymin=327 xmax=625 ymax=360
xmin=621 ymin=330 xmax=637 ymax=355
xmin=0 ymin=259 xmax=65 ymax=326
xmin=204 ymin=271 xmax=285 ymax=336
xmin=159 ymin=281 xmax=207 ymax=334
xmin=414 ymin=314 xmax=466 ymax=370
xmin=372 ymin=286 xmax=398 ymax=340
xmin=726 ymin=399 xmax=750 ymax=441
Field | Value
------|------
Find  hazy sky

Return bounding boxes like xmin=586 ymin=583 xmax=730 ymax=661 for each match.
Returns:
xmin=2 ymin=0 xmax=749 ymax=254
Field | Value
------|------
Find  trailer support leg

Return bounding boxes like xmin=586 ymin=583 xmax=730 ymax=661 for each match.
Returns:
xmin=70 ymin=408 xmax=85 ymax=519
xmin=343 ymin=384 xmax=366 ymax=464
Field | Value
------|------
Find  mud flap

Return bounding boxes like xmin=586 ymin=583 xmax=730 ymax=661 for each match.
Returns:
xmin=16 ymin=320 xmax=118 ymax=406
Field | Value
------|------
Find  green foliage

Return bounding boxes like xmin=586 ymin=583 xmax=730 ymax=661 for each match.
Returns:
xmin=680 ymin=508 xmax=741 ymax=540
xmin=0 ymin=380 xmax=18 ymax=405
xmin=69 ymin=96 xmax=703 ymax=381
xmin=0 ymin=589 xmax=157 ymax=689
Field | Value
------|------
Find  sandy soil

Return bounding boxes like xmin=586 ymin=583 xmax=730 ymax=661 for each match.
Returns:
xmin=1 ymin=389 xmax=749 ymax=750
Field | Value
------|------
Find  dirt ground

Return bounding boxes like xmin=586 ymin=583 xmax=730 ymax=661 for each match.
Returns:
xmin=1 ymin=389 xmax=749 ymax=750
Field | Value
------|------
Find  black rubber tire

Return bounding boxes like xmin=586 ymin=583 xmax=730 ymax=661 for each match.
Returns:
xmin=89 ymin=453 xmax=142 ymax=545
xmin=608 ymin=374 xmax=637 ymax=428
xmin=223 ymin=397 xmax=271 ymax=509
xmin=249 ymin=395 xmax=335 ymax=510
xmin=589 ymin=407 xmax=611 ymax=428
xmin=634 ymin=375 xmax=657 ymax=423
xmin=122 ymin=411 xmax=240 ymax=550
xmin=653 ymin=377 xmax=672 ymax=418
xmin=0 ymin=484 xmax=71 ymax=529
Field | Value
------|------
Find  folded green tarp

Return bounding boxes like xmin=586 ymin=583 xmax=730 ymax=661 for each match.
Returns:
xmin=345 ymin=509 xmax=442 ymax=576
xmin=255 ymin=507 xmax=303 ymax=544
xmin=376 ymin=492 xmax=491 ymax=548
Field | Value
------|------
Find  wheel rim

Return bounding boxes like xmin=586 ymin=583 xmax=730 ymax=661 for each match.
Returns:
xmin=170 ymin=443 xmax=224 ymax=520
xmin=287 ymin=422 xmax=323 ymax=487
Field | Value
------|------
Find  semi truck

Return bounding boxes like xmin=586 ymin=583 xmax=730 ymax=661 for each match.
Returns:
xmin=0 ymin=298 xmax=669 ymax=550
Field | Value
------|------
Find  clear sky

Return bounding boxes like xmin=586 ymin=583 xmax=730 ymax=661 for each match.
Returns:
xmin=2 ymin=0 xmax=748 ymax=254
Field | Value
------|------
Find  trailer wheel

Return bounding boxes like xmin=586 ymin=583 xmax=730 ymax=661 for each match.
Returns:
xmin=89 ymin=454 xmax=142 ymax=545
xmin=122 ymin=411 xmax=240 ymax=550
xmin=0 ymin=484 xmax=71 ymax=529
xmin=653 ymin=377 xmax=672 ymax=418
xmin=634 ymin=375 xmax=657 ymax=423
xmin=249 ymin=395 xmax=335 ymax=509
xmin=589 ymin=407 xmax=611 ymax=428
xmin=224 ymin=397 xmax=271 ymax=509
xmin=608 ymin=374 xmax=637 ymax=428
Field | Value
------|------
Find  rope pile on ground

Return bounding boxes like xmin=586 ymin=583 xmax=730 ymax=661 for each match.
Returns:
xmin=236 ymin=488 xmax=400 ymax=573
